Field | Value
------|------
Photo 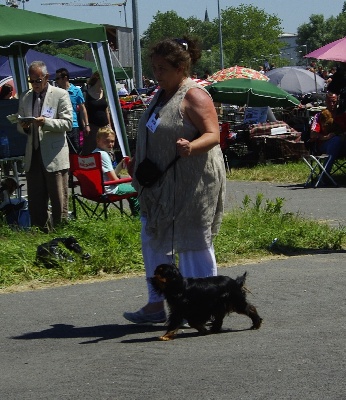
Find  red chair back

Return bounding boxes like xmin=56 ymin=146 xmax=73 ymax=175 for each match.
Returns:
xmin=219 ymin=122 xmax=230 ymax=151
xmin=69 ymin=153 xmax=104 ymax=201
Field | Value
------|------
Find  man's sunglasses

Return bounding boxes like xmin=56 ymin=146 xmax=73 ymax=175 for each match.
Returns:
xmin=55 ymin=76 xmax=65 ymax=81
xmin=28 ymin=78 xmax=44 ymax=84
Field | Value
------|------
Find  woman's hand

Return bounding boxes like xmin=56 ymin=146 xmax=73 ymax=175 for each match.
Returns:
xmin=176 ymin=138 xmax=192 ymax=157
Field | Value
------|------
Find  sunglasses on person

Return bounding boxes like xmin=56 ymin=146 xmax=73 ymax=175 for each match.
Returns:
xmin=55 ymin=76 xmax=66 ymax=81
xmin=28 ymin=78 xmax=45 ymax=84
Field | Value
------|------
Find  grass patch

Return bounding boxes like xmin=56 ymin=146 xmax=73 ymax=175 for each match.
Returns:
xmin=0 ymin=211 xmax=143 ymax=289
xmin=215 ymin=194 xmax=345 ymax=265
xmin=1 ymin=192 xmax=345 ymax=290
xmin=227 ymin=159 xmax=346 ymax=185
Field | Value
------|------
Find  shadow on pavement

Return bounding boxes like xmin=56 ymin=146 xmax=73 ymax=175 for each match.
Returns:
xmin=269 ymin=247 xmax=346 ymax=257
xmin=278 ymin=183 xmax=346 ymax=190
xmin=11 ymin=322 xmax=253 ymax=344
xmin=11 ymin=322 xmax=164 ymax=344
xmin=121 ymin=327 xmax=251 ymax=343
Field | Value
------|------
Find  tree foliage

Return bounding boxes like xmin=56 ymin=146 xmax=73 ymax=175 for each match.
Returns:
xmin=35 ymin=42 xmax=90 ymax=60
xmin=217 ymin=5 xmax=282 ymax=68
xmin=141 ymin=6 xmax=283 ymax=78
xmin=140 ymin=11 xmax=209 ymax=77
xmin=296 ymin=3 xmax=346 ymax=65
xmin=297 ymin=14 xmax=336 ymax=55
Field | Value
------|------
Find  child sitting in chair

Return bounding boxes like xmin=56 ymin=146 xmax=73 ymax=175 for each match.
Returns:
xmin=92 ymin=127 xmax=140 ymax=216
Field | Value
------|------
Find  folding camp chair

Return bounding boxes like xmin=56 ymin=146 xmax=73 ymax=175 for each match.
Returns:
xmin=302 ymin=153 xmax=338 ymax=188
xmin=69 ymin=153 xmax=137 ymax=220
xmin=301 ymin=118 xmax=345 ymax=188
xmin=330 ymin=157 xmax=346 ymax=176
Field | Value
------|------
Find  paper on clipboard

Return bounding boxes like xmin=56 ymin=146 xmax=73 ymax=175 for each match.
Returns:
xmin=6 ymin=113 xmax=19 ymax=124
xmin=17 ymin=115 xmax=37 ymax=123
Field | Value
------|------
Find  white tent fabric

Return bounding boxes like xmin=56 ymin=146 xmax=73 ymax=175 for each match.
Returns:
xmin=91 ymin=42 xmax=127 ymax=156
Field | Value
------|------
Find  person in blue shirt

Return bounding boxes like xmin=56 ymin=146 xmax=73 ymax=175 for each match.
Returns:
xmin=93 ymin=126 xmax=139 ymax=216
xmin=55 ymin=68 xmax=90 ymax=154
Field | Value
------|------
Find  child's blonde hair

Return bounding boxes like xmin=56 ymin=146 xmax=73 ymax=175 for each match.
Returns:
xmin=96 ymin=126 xmax=115 ymax=140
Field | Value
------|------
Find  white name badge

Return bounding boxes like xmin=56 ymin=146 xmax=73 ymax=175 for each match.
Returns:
xmin=41 ymin=106 xmax=55 ymax=119
xmin=146 ymin=112 xmax=161 ymax=133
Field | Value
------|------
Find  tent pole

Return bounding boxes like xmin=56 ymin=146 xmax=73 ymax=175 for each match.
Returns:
xmin=132 ymin=0 xmax=143 ymax=89
xmin=92 ymin=41 xmax=130 ymax=156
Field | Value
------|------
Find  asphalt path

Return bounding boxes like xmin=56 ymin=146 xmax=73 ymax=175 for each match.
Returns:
xmin=225 ymin=180 xmax=346 ymax=228
xmin=1 ymin=180 xmax=346 ymax=399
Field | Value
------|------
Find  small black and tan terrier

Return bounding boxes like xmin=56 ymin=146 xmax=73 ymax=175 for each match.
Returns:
xmin=151 ymin=264 xmax=262 ymax=341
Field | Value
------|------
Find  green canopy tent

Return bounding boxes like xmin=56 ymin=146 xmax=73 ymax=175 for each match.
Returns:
xmin=0 ymin=5 xmax=130 ymax=155
xmin=56 ymin=54 xmax=133 ymax=80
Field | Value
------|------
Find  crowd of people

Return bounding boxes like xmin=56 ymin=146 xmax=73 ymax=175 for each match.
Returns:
xmin=15 ymin=61 xmax=137 ymax=232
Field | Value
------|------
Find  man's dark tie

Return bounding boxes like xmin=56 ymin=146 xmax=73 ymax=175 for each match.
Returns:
xmin=33 ymin=94 xmax=42 ymax=150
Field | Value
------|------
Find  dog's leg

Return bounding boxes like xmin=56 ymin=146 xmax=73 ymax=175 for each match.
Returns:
xmin=188 ymin=322 xmax=208 ymax=335
xmin=159 ymin=313 xmax=183 ymax=341
xmin=209 ymin=311 xmax=225 ymax=333
xmin=236 ymin=303 xmax=262 ymax=330
xmin=159 ymin=329 xmax=179 ymax=341
xmin=248 ymin=304 xmax=263 ymax=330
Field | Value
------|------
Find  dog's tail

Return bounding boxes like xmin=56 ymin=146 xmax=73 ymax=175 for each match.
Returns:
xmin=236 ymin=272 xmax=247 ymax=288
xmin=236 ymin=272 xmax=253 ymax=295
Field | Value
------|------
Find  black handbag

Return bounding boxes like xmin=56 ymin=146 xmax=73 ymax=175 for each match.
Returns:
xmin=135 ymin=157 xmax=163 ymax=188
xmin=135 ymin=155 xmax=180 ymax=188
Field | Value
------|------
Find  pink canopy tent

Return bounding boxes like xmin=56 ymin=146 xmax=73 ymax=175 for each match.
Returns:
xmin=305 ymin=37 xmax=346 ymax=62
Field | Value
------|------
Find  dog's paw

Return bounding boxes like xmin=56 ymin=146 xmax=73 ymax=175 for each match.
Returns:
xmin=159 ymin=329 xmax=178 ymax=341
xmin=159 ymin=334 xmax=175 ymax=341
xmin=251 ymin=318 xmax=263 ymax=330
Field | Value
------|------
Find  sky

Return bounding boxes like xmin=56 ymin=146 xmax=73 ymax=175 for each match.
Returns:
xmin=8 ymin=0 xmax=346 ymax=36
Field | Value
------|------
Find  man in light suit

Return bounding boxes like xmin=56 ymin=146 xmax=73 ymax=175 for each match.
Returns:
xmin=17 ymin=61 xmax=73 ymax=231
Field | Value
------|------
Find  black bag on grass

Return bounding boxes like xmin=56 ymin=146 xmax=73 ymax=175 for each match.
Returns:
xmin=35 ymin=236 xmax=90 ymax=268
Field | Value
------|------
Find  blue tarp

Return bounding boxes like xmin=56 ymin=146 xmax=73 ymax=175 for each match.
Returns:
xmin=0 ymin=49 xmax=92 ymax=80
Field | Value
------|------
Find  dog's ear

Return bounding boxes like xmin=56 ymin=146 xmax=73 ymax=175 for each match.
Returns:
xmin=166 ymin=264 xmax=182 ymax=280
xmin=154 ymin=264 xmax=182 ymax=282
xmin=154 ymin=264 xmax=166 ymax=276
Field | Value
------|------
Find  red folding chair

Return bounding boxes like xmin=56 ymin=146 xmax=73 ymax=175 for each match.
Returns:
xmin=69 ymin=153 xmax=137 ymax=220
